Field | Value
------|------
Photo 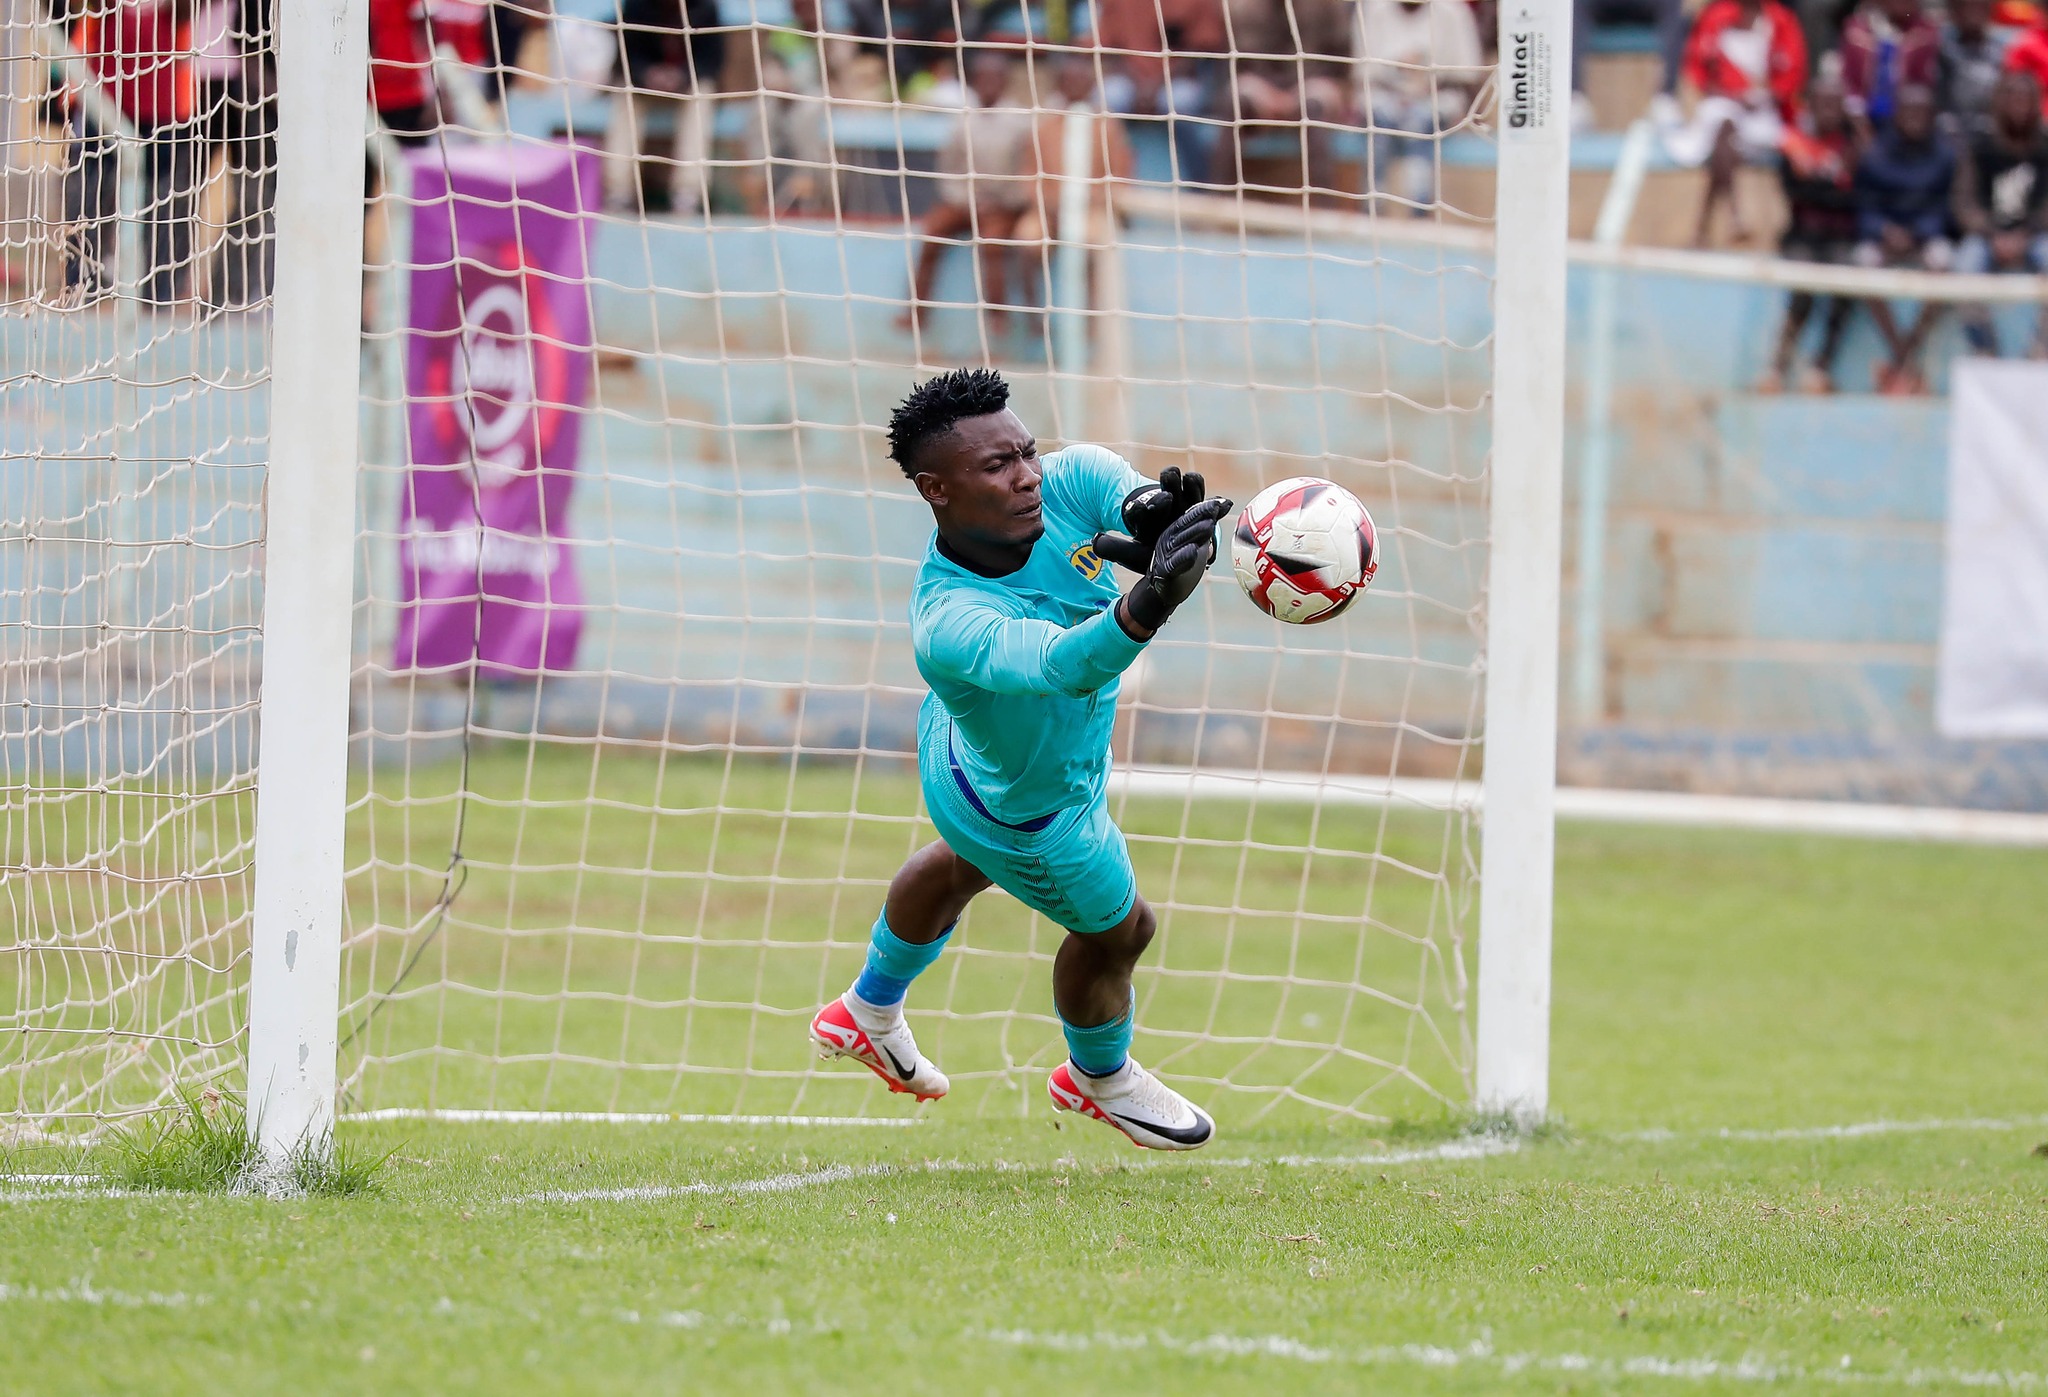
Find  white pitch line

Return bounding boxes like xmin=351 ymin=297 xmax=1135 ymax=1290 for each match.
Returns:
xmin=517 ymin=1162 xmax=892 ymax=1204
xmin=350 ymin=1108 xmax=925 ymax=1128
xmin=1621 ymin=1115 xmax=2048 ymax=1144
xmin=507 ymin=1113 xmax=2048 ymax=1207
xmin=18 ymin=1116 xmax=2035 ymax=1209
xmin=911 ymin=1138 xmax=1521 ymax=1176
xmin=974 ymin=1328 xmax=2047 ymax=1389
xmin=0 ymin=1280 xmax=205 ymax=1307
xmin=343 ymin=1108 xmax=922 ymax=1128
xmin=0 ymin=1176 xmax=152 ymax=1203
xmin=1100 ymin=1137 xmax=1521 ymax=1172
xmin=1254 ymin=1137 xmax=1520 ymax=1168
xmin=596 ymin=1307 xmax=2047 ymax=1388
xmin=511 ymin=1138 xmax=1519 ymax=1204
xmin=345 ymin=1106 xmax=2048 ymax=1149
xmin=1111 ymin=765 xmax=2048 ymax=847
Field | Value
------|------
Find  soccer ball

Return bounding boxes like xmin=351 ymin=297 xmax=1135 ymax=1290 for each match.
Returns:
xmin=1231 ymin=476 xmax=1378 ymax=625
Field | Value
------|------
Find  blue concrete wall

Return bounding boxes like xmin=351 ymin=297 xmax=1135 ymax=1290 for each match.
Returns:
xmin=1 ymin=319 xmax=266 ymax=783
xmin=354 ymin=217 xmax=1495 ymax=780
xmin=1564 ymin=265 xmax=2045 ymax=806
xmin=7 ymin=215 xmax=2043 ymax=805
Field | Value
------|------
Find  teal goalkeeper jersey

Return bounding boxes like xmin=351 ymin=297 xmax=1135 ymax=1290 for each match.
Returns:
xmin=910 ymin=443 xmax=1152 ymax=824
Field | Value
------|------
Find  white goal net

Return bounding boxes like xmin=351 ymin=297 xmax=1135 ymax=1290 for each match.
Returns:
xmin=2 ymin=0 xmax=272 ymax=1125
xmin=6 ymin=0 xmax=1519 ymax=1131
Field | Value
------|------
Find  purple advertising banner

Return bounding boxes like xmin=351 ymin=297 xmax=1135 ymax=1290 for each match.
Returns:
xmin=393 ymin=141 xmax=600 ymax=676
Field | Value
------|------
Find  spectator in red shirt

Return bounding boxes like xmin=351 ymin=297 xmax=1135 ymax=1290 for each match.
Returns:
xmin=74 ymin=0 xmax=201 ymax=304
xmin=1657 ymin=0 xmax=1808 ymax=245
xmin=1839 ymin=0 xmax=1941 ymax=134
xmin=370 ymin=0 xmax=437 ymax=144
xmin=2007 ymin=23 xmax=2048 ymax=120
xmin=1682 ymin=0 xmax=1807 ymax=116
xmin=424 ymin=0 xmax=492 ymax=67
xmin=82 ymin=0 xmax=194 ymax=126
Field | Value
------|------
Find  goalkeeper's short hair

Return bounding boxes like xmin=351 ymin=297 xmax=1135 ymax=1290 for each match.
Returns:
xmin=888 ymin=367 xmax=1011 ymax=479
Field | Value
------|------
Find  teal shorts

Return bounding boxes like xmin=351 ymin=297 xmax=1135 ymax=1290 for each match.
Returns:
xmin=917 ymin=704 xmax=1137 ymax=936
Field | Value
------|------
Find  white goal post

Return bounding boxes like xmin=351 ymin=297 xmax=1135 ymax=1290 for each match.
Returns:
xmin=1475 ymin=0 xmax=1572 ymax=1123
xmin=243 ymin=0 xmax=370 ymax=1161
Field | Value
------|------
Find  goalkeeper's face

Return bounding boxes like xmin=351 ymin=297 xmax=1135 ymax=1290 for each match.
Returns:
xmin=917 ymin=409 xmax=1046 ymax=552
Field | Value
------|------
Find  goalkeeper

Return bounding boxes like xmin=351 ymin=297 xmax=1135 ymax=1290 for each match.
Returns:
xmin=810 ymin=368 xmax=1232 ymax=1151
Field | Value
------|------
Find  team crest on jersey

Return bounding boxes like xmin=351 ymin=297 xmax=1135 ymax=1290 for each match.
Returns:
xmin=1068 ymin=541 xmax=1104 ymax=580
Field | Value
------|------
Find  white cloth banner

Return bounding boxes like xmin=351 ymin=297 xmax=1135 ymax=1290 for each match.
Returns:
xmin=1938 ymin=360 xmax=2048 ymax=738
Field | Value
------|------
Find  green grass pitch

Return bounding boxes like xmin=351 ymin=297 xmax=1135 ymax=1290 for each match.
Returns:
xmin=332 ymin=746 xmax=1474 ymax=1121
xmin=4 ymin=751 xmax=2047 ymax=1394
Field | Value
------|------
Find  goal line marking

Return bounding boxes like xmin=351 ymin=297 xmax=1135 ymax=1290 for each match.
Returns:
xmin=340 ymin=1108 xmax=921 ymax=1128
xmin=1624 ymin=1114 xmax=2048 ymax=1143
xmin=339 ymin=1109 xmax=2048 ymax=1144
xmin=5 ymin=1114 xmax=2034 ymax=1204
xmin=517 ymin=1162 xmax=892 ymax=1204
xmin=507 ymin=1113 xmax=2048 ymax=1206
xmin=512 ymin=1138 xmax=1523 ymax=1204
xmin=1110 ymin=766 xmax=2048 ymax=847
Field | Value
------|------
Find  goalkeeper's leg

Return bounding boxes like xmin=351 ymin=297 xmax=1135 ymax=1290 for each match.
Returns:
xmin=1045 ymin=896 xmax=1216 ymax=1152
xmin=909 ymin=757 xmax=1216 ymax=1149
xmin=810 ymin=841 xmax=989 ymax=1101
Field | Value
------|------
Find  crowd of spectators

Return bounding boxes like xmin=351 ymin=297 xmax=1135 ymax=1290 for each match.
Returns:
xmin=405 ymin=0 xmax=1492 ymax=328
xmin=1653 ymin=0 xmax=2048 ymax=388
xmin=40 ymin=0 xmax=1498 ymax=309
xmin=30 ymin=0 xmax=2048 ymax=378
xmin=441 ymin=0 xmax=1493 ymax=213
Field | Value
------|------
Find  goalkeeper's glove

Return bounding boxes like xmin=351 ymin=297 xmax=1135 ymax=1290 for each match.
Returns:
xmin=1092 ymin=466 xmax=1208 ymax=574
xmin=1117 ymin=496 xmax=1233 ymax=637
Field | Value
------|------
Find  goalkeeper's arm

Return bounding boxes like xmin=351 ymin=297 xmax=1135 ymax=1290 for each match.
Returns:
xmin=919 ymin=498 xmax=1233 ymax=697
xmin=1110 ymin=496 xmax=1233 ymax=642
xmin=1091 ymin=465 xmax=1209 ymax=574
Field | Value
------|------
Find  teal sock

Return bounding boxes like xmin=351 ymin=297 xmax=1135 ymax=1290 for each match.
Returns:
xmin=1059 ymin=994 xmax=1135 ymax=1077
xmin=851 ymin=911 xmax=951 ymax=1008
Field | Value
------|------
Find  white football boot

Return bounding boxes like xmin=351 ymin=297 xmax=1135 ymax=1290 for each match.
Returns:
xmin=809 ymin=994 xmax=950 ymax=1102
xmin=1048 ymin=1058 xmax=1215 ymax=1151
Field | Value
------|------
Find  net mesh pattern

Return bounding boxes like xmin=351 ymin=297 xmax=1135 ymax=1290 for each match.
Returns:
xmin=5 ymin=1 xmax=1500 ymax=1127
xmin=338 ymin=6 xmax=1493 ymax=1124
xmin=3 ymin=0 xmax=274 ymax=1124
